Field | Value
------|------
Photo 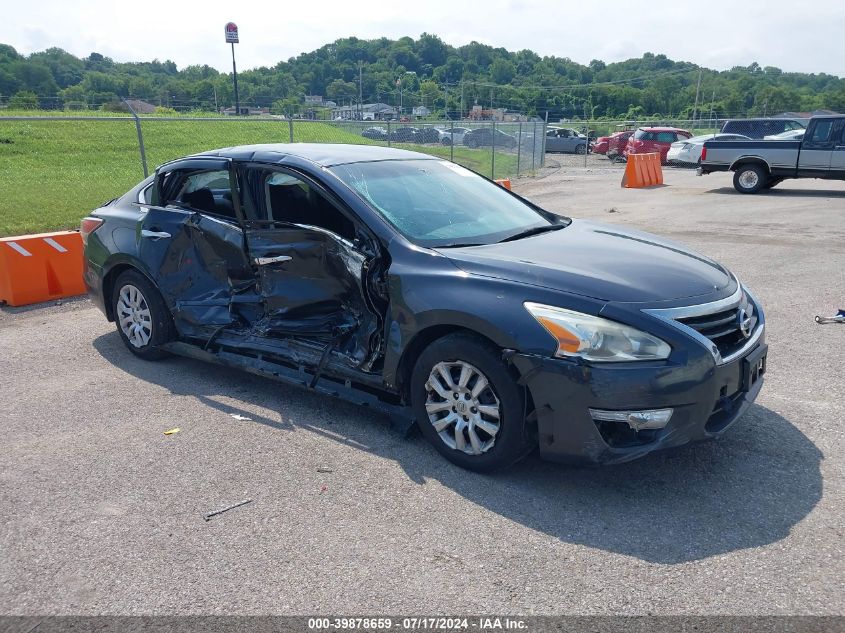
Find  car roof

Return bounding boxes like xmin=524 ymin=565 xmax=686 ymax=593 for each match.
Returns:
xmin=638 ymin=127 xmax=690 ymax=132
xmin=196 ymin=143 xmax=437 ymax=167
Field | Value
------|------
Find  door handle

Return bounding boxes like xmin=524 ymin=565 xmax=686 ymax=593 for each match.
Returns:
xmin=141 ymin=229 xmax=171 ymax=239
xmin=254 ymin=255 xmax=292 ymax=266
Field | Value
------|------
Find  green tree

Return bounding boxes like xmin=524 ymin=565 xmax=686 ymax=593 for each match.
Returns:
xmin=9 ymin=90 xmax=38 ymax=109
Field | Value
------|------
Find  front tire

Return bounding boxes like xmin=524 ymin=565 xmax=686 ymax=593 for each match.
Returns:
xmin=410 ymin=333 xmax=532 ymax=472
xmin=733 ymin=164 xmax=768 ymax=194
xmin=112 ymin=270 xmax=175 ymax=360
xmin=575 ymin=144 xmax=586 ymax=155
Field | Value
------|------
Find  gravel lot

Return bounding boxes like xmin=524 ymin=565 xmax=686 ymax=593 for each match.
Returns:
xmin=1 ymin=166 xmax=843 ymax=615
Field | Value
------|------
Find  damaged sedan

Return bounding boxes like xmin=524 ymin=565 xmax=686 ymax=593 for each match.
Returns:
xmin=82 ymin=144 xmax=767 ymax=471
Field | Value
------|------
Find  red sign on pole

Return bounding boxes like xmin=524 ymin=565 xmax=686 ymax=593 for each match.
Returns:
xmin=225 ymin=22 xmax=239 ymax=44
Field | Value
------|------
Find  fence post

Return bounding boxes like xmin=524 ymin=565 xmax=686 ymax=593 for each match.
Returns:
xmin=542 ymin=113 xmax=550 ymax=167
xmin=123 ymin=98 xmax=148 ymax=178
xmin=516 ymin=120 xmax=522 ymax=177
xmin=584 ymin=122 xmax=589 ymax=169
xmin=289 ymin=118 xmax=294 ymax=143
xmin=450 ymin=119 xmax=454 ymax=163
xmin=491 ymin=121 xmax=495 ymax=179
xmin=387 ymin=121 xmax=392 ymax=147
xmin=531 ymin=121 xmax=538 ymax=173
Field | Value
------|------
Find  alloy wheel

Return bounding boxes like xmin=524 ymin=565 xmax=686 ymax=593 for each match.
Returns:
xmin=117 ymin=284 xmax=153 ymax=348
xmin=424 ymin=360 xmax=501 ymax=455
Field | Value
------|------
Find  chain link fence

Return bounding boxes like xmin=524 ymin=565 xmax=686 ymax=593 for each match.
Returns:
xmin=0 ymin=112 xmax=808 ymax=235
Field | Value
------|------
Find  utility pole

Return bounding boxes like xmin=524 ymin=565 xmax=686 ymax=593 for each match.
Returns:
xmin=691 ymin=68 xmax=702 ymax=125
xmin=224 ymin=23 xmax=240 ymax=115
xmin=460 ymin=80 xmax=464 ymax=120
xmin=358 ymin=61 xmax=363 ymax=120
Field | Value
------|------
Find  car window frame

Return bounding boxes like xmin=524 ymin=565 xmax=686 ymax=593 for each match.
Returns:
xmin=241 ymin=164 xmax=367 ymax=246
xmin=150 ymin=157 xmax=245 ymax=225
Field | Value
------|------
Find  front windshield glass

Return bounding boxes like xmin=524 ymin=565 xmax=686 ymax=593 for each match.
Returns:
xmin=330 ymin=159 xmax=555 ymax=247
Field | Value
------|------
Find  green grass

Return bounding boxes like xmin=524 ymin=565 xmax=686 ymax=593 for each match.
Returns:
xmin=0 ymin=117 xmax=523 ymax=236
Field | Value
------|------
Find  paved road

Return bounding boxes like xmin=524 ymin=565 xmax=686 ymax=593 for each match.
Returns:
xmin=1 ymin=169 xmax=843 ymax=615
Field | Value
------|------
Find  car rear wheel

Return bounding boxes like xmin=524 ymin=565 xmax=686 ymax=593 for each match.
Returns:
xmin=112 ymin=270 xmax=175 ymax=360
xmin=733 ymin=164 xmax=767 ymax=194
xmin=410 ymin=333 xmax=532 ymax=472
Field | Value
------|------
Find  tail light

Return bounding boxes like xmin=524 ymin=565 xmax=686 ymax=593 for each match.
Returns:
xmin=80 ymin=217 xmax=104 ymax=245
xmin=701 ymin=146 xmax=707 ymax=161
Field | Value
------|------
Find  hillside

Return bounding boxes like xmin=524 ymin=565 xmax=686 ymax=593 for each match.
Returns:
xmin=1 ymin=35 xmax=843 ymax=119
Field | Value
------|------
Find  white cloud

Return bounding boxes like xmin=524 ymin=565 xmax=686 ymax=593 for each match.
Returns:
xmin=6 ymin=0 xmax=844 ymax=76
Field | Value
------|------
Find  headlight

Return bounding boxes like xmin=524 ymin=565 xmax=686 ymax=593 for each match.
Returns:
xmin=524 ymin=302 xmax=671 ymax=362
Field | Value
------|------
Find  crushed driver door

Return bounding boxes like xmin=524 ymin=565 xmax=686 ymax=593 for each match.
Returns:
xmin=242 ymin=167 xmax=381 ymax=369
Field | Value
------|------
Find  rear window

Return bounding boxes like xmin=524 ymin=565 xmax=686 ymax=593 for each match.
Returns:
xmin=655 ymin=132 xmax=676 ymax=143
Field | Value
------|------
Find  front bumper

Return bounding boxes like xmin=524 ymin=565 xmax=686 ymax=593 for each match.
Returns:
xmin=510 ymin=336 xmax=767 ymax=465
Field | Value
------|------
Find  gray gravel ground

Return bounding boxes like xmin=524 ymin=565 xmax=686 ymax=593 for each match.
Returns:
xmin=1 ymin=166 xmax=843 ymax=615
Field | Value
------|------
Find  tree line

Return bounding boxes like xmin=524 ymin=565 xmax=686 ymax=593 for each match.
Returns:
xmin=1 ymin=34 xmax=843 ymax=120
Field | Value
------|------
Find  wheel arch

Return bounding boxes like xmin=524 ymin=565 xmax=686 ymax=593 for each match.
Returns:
xmin=101 ymin=258 xmax=157 ymax=322
xmin=729 ymin=156 xmax=772 ymax=174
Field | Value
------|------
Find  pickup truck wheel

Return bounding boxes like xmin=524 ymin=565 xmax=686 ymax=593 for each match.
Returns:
xmin=411 ymin=333 xmax=532 ymax=472
xmin=733 ymin=165 xmax=767 ymax=194
xmin=112 ymin=270 xmax=175 ymax=360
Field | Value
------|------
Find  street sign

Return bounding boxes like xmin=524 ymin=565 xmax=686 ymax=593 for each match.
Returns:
xmin=225 ymin=22 xmax=239 ymax=44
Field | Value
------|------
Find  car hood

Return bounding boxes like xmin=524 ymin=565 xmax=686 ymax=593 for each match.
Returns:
xmin=436 ymin=220 xmax=733 ymax=303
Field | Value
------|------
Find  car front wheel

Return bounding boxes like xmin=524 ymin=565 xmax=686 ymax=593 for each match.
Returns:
xmin=411 ymin=333 xmax=532 ymax=472
xmin=575 ymin=144 xmax=586 ymax=154
xmin=112 ymin=270 xmax=175 ymax=360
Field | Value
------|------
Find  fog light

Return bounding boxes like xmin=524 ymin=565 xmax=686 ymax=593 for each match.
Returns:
xmin=589 ymin=408 xmax=673 ymax=431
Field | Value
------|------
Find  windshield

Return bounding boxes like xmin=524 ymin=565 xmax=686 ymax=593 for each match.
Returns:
xmin=330 ymin=159 xmax=557 ymax=247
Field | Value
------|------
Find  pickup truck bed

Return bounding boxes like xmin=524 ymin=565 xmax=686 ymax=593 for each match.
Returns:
xmin=699 ymin=115 xmax=845 ymax=193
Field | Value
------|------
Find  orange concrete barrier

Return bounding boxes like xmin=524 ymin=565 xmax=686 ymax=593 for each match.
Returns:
xmin=0 ymin=231 xmax=86 ymax=306
xmin=621 ymin=153 xmax=664 ymax=188
xmin=494 ymin=178 xmax=512 ymax=190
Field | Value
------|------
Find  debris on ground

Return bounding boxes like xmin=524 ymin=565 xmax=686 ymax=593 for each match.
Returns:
xmin=163 ymin=428 xmax=180 ymax=435
xmin=815 ymin=310 xmax=845 ymax=325
xmin=230 ymin=414 xmax=252 ymax=421
xmin=203 ymin=498 xmax=253 ymax=522
xmin=320 ymin=485 xmax=328 ymax=494
xmin=317 ymin=466 xmax=333 ymax=473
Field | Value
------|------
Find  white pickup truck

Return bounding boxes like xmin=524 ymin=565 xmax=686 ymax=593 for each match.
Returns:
xmin=698 ymin=115 xmax=845 ymax=193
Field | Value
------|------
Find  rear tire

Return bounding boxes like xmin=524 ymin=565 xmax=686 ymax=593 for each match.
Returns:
xmin=733 ymin=164 xmax=768 ymax=194
xmin=410 ymin=333 xmax=532 ymax=472
xmin=112 ymin=270 xmax=175 ymax=360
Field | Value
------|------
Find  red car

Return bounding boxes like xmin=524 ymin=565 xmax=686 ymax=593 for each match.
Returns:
xmin=605 ymin=130 xmax=634 ymax=160
xmin=624 ymin=127 xmax=692 ymax=164
xmin=591 ymin=136 xmax=610 ymax=155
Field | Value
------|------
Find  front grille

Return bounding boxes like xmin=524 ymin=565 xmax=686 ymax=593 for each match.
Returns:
xmin=644 ymin=284 xmax=764 ymax=365
xmin=676 ymin=294 xmax=757 ymax=360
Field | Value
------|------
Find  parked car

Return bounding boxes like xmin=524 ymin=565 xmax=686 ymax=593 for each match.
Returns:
xmin=700 ymin=114 xmax=845 ymax=193
xmin=389 ymin=126 xmax=419 ymax=143
xmin=545 ymin=127 xmax=589 ymax=154
xmin=463 ymin=128 xmax=518 ymax=149
xmin=720 ymin=118 xmax=806 ymax=140
xmin=361 ymin=127 xmax=388 ymax=141
xmin=625 ymin=127 xmax=693 ymax=164
xmin=666 ymin=133 xmax=751 ymax=166
xmin=591 ymin=136 xmax=610 ymax=155
xmin=764 ymin=129 xmax=805 ymax=141
xmin=414 ymin=127 xmax=441 ymax=144
xmin=83 ymin=144 xmax=766 ymax=471
xmin=438 ymin=127 xmax=472 ymax=146
xmin=606 ymin=130 xmax=634 ymax=160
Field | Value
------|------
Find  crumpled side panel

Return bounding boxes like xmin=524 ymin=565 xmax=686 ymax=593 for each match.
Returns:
xmin=247 ymin=228 xmax=379 ymax=365
xmin=140 ymin=209 xmax=258 ymax=335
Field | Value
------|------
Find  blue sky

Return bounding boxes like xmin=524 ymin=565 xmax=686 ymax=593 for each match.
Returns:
xmin=7 ymin=0 xmax=844 ymax=77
